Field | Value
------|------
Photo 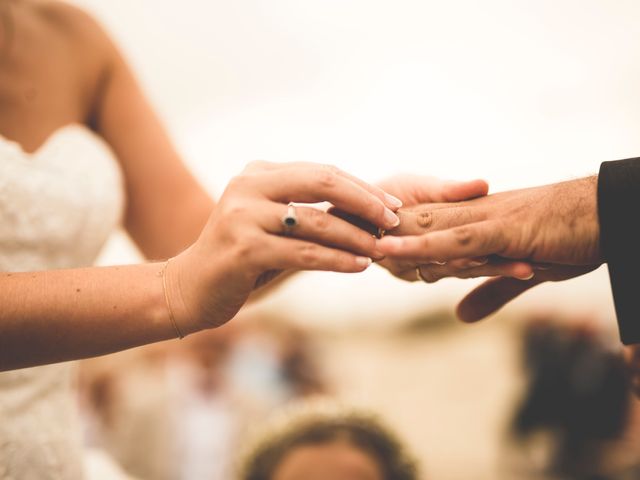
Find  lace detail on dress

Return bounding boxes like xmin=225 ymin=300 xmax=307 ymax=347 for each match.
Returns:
xmin=0 ymin=125 xmax=124 ymax=272
xmin=0 ymin=125 xmax=125 ymax=480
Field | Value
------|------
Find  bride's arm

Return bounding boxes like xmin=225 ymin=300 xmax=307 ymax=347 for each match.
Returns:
xmin=0 ymin=158 xmax=399 ymax=372
xmin=0 ymin=9 xmax=403 ymax=372
xmin=0 ymin=263 xmax=174 ymax=371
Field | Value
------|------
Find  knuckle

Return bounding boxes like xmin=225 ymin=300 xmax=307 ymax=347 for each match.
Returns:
xmin=219 ymin=199 xmax=249 ymax=221
xmin=233 ymin=233 xmax=260 ymax=259
xmin=227 ymin=173 xmax=253 ymax=191
xmin=453 ymin=226 xmax=473 ymax=246
xmin=313 ymin=168 xmax=338 ymax=189
xmin=298 ymin=243 xmax=320 ymax=267
xmin=350 ymin=233 xmax=377 ymax=258
xmin=359 ymin=234 xmax=377 ymax=254
xmin=320 ymin=163 xmax=341 ymax=175
xmin=226 ymin=175 xmax=243 ymax=189
xmin=308 ymin=209 xmax=331 ymax=231
xmin=418 ymin=235 xmax=431 ymax=252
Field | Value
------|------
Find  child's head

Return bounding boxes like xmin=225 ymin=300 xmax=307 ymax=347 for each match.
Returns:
xmin=238 ymin=399 xmax=419 ymax=480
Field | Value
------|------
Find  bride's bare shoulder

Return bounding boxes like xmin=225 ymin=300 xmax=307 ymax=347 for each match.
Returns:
xmin=15 ymin=1 xmax=120 ymax=84
xmin=28 ymin=1 xmax=112 ymax=45
xmin=0 ymin=1 xmax=123 ymax=131
xmin=1 ymin=0 xmax=114 ymax=68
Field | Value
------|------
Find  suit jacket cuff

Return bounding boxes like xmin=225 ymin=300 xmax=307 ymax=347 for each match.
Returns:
xmin=599 ymin=158 xmax=640 ymax=344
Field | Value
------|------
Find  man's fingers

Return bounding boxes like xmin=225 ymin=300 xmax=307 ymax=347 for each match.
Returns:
xmin=378 ymin=220 xmax=508 ymax=262
xmin=416 ymin=259 xmax=533 ymax=284
xmin=390 ymin=206 xmax=486 ymax=236
xmin=325 ymin=180 xmax=489 ymax=238
xmin=456 ymin=264 xmax=598 ymax=322
xmin=456 ymin=277 xmax=541 ymax=323
xmin=379 ymin=256 xmax=533 ymax=284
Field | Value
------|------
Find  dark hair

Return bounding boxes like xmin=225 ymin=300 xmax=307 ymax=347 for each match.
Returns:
xmin=238 ymin=402 xmax=418 ymax=480
xmin=512 ymin=322 xmax=631 ymax=475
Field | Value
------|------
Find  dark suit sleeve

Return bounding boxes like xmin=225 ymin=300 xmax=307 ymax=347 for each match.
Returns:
xmin=598 ymin=158 xmax=640 ymax=344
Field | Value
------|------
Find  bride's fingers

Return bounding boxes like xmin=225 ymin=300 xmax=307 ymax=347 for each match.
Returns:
xmin=262 ymin=204 xmax=383 ymax=260
xmin=254 ymin=235 xmax=373 ymax=273
xmin=415 ymin=259 xmax=533 ymax=284
xmin=242 ymin=160 xmax=401 ymax=212
xmin=275 ymin=161 xmax=403 ymax=210
xmin=336 ymin=170 xmax=403 ymax=210
xmin=252 ymin=167 xmax=400 ymax=230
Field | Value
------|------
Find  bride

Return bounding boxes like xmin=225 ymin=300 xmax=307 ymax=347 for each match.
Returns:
xmin=0 ymin=1 xmax=521 ymax=478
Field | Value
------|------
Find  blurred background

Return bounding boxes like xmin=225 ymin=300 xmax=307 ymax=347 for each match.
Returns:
xmin=67 ymin=1 xmax=640 ymax=478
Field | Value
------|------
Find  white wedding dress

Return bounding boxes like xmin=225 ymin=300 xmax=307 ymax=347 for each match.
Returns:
xmin=0 ymin=125 xmax=125 ymax=479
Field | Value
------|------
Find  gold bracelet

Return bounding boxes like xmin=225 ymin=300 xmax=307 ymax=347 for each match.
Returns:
xmin=161 ymin=259 xmax=184 ymax=339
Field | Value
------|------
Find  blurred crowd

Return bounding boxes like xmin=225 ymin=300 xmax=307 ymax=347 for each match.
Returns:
xmin=75 ymin=309 xmax=640 ymax=480
xmin=78 ymin=313 xmax=328 ymax=480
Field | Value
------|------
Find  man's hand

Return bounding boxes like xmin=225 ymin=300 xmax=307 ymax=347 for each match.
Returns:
xmin=375 ymin=175 xmax=534 ymax=282
xmin=378 ymin=176 xmax=602 ymax=321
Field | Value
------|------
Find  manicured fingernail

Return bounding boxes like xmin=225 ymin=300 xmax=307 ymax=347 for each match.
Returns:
xmin=517 ymin=272 xmax=535 ymax=280
xmin=356 ymin=257 xmax=373 ymax=268
xmin=430 ymin=260 xmax=447 ymax=266
xmin=384 ymin=193 xmax=403 ymax=209
xmin=384 ymin=209 xmax=400 ymax=228
xmin=469 ymin=258 xmax=488 ymax=267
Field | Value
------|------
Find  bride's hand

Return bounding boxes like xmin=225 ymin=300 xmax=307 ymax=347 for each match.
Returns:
xmin=165 ymin=161 xmax=402 ymax=333
xmin=375 ymin=175 xmax=533 ymax=283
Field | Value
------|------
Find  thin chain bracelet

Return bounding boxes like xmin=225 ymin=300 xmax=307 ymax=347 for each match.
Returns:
xmin=160 ymin=259 xmax=184 ymax=339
